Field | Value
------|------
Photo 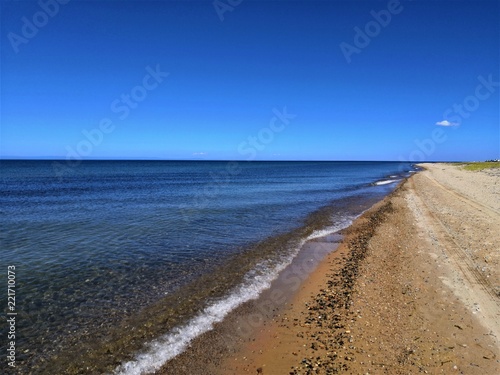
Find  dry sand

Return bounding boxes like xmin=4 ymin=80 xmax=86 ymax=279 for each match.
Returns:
xmin=216 ymin=163 xmax=500 ymax=374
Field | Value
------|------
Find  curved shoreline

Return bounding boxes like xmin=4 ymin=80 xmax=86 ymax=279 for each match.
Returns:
xmin=152 ymin=187 xmax=403 ymax=374
xmin=153 ymin=163 xmax=499 ymax=375
xmin=218 ymin=184 xmax=399 ymax=375
xmin=216 ymin=163 xmax=500 ymax=375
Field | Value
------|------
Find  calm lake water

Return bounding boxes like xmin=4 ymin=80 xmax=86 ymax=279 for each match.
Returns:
xmin=0 ymin=160 xmax=414 ymax=374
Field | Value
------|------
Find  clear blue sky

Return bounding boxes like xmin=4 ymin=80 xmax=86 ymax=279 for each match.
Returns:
xmin=1 ymin=0 xmax=499 ymax=161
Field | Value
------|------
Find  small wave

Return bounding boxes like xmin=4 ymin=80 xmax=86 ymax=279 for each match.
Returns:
xmin=113 ymin=249 xmax=303 ymax=375
xmin=112 ymin=216 xmax=356 ymax=375
xmin=306 ymin=216 xmax=356 ymax=240
xmin=374 ymin=179 xmax=398 ymax=186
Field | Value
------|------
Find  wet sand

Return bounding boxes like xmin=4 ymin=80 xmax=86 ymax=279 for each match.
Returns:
xmin=159 ymin=163 xmax=499 ymax=374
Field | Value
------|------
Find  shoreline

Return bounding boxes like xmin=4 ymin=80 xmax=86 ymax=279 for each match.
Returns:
xmin=154 ymin=185 xmax=404 ymax=374
xmin=158 ymin=162 xmax=499 ymax=374
xmin=220 ymin=163 xmax=499 ymax=374
xmin=11 ymin=163 xmax=412 ymax=374
xmin=154 ymin=215 xmax=354 ymax=375
xmin=218 ymin=186 xmax=399 ymax=374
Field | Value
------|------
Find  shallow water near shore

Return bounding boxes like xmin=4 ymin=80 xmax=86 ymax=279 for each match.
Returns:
xmin=0 ymin=160 xmax=414 ymax=374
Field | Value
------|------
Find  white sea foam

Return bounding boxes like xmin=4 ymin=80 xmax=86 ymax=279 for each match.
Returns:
xmin=374 ymin=179 xmax=398 ymax=186
xmin=113 ymin=249 xmax=301 ymax=375
xmin=113 ymin=216 xmax=356 ymax=375
xmin=306 ymin=216 xmax=355 ymax=240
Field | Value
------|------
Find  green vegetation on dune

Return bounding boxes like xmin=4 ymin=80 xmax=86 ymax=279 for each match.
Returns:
xmin=460 ymin=162 xmax=500 ymax=171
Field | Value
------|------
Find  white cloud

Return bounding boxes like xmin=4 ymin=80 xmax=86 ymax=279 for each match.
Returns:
xmin=435 ymin=120 xmax=458 ymax=126
xmin=192 ymin=152 xmax=207 ymax=155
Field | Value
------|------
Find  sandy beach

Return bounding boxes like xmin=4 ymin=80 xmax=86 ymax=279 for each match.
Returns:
xmin=157 ymin=162 xmax=500 ymax=374
xmin=219 ymin=163 xmax=500 ymax=374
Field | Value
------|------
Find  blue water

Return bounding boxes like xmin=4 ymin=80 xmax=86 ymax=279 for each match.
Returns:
xmin=0 ymin=160 xmax=414 ymax=373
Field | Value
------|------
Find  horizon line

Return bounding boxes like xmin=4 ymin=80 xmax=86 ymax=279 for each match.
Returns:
xmin=0 ymin=157 xmax=481 ymax=163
